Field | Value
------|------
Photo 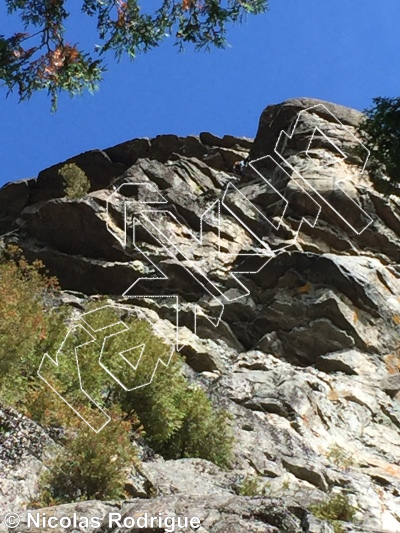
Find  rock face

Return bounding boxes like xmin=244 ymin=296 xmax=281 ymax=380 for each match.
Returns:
xmin=0 ymin=404 xmax=59 ymax=514
xmin=1 ymin=98 xmax=400 ymax=532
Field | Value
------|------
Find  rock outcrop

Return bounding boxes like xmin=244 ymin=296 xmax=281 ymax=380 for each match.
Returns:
xmin=1 ymin=98 xmax=400 ymax=532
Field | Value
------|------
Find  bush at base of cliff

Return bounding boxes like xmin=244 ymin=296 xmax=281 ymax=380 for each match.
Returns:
xmin=0 ymin=251 xmax=234 ymax=473
xmin=51 ymin=300 xmax=235 ymax=469
xmin=71 ymin=302 xmax=234 ymax=469
xmin=0 ymin=245 xmax=66 ymax=406
xmin=151 ymin=385 xmax=234 ymax=468
xmin=95 ymin=304 xmax=234 ymax=469
xmin=59 ymin=163 xmax=90 ymax=199
xmin=31 ymin=408 xmax=137 ymax=506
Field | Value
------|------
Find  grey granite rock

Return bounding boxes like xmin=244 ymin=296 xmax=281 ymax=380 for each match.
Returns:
xmin=1 ymin=98 xmax=400 ymax=532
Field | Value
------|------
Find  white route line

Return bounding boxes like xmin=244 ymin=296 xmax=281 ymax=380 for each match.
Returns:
xmin=39 ymin=104 xmax=373 ymax=432
xmin=38 ymin=304 xmax=175 ymax=432
xmin=274 ymin=103 xmax=373 ymax=235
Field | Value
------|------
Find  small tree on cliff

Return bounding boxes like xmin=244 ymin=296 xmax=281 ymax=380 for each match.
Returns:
xmin=0 ymin=0 xmax=268 ymax=110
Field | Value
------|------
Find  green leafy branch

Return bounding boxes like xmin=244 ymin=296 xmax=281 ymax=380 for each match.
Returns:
xmin=0 ymin=0 xmax=268 ymax=109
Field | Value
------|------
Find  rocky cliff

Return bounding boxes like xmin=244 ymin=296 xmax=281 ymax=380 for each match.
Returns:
xmin=1 ymin=98 xmax=400 ymax=533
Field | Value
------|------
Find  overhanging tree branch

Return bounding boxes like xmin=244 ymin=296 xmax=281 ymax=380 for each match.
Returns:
xmin=0 ymin=0 xmax=268 ymax=110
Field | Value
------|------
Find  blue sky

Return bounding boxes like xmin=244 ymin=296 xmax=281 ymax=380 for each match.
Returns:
xmin=1 ymin=0 xmax=400 ymax=186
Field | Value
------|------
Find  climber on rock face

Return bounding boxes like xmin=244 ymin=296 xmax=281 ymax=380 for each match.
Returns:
xmin=233 ymin=157 xmax=249 ymax=176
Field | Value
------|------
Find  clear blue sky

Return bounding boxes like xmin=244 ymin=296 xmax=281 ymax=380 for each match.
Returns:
xmin=1 ymin=0 xmax=400 ymax=187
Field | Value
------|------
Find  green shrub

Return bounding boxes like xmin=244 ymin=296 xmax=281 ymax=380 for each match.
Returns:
xmin=0 ymin=245 xmax=67 ymax=406
xmin=96 ymin=303 xmax=234 ymax=468
xmin=238 ymin=475 xmax=264 ymax=496
xmin=327 ymin=444 xmax=355 ymax=470
xmin=0 ymin=255 xmax=233 ymax=470
xmin=59 ymin=162 xmax=90 ymax=199
xmin=356 ymin=96 xmax=400 ymax=194
xmin=32 ymin=408 xmax=137 ymax=506
xmin=309 ymin=492 xmax=357 ymax=533
xmin=0 ymin=250 xmax=234 ymax=507
xmin=150 ymin=385 xmax=234 ymax=468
